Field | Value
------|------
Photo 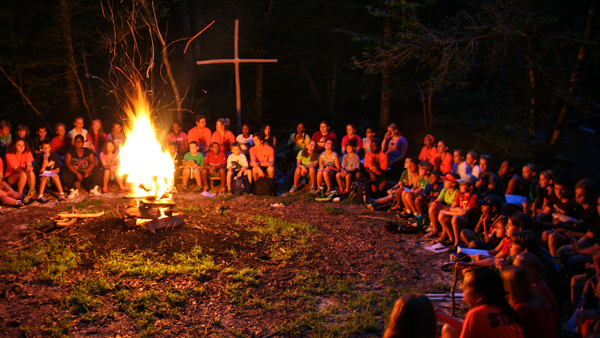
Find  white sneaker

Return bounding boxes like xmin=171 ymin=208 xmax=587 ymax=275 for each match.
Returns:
xmin=90 ymin=186 xmax=102 ymax=196
xmin=68 ymin=188 xmax=79 ymax=199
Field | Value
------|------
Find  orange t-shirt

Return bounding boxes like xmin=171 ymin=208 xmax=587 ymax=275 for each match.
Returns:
xmin=436 ymin=152 xmax=454 ymax=174
xmin=364 ymin=152 xmax=388 ymax=174
xmin=250 ymin=145 xmax=274 ymax=164
xmin=187 ymin=127 xmax=212 ymax=153
xmin=211 ymin=131 xmax=236 ymax=155
xmin=419 ymin=146 xmax=438 ymax=166
xmin=5 ymin=151 xmax=34 ymax=177
xmin=460 ymin=304 xmax=523 ymax=338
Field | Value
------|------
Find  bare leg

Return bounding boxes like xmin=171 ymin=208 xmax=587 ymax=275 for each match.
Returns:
xmin=38 ymin=176 xmax=49 ymax=196
xmin=27 ymin=171 xmax=35 ymax=190
xmin=335 ymin=172 xmax=343 ymax=191
xmin=51 ymin=175 xmax=65 ymax=194
xmin=182 ymin=169 xmax=191 ymax=187
xmin=452 ymin=216 xmax=469 ymax=246
xmin=244 ymin=170 xmax=253 ymax=184
xmin=192 ymin=169 xmax=202 ymax=187
xmin=308 ymin=168 xmax=316 ymax=188
xmin=316 ymin=171 xmax=324 ymax=188
xmin=293 ymin=168 xmax=301 ymax=187
xmin=266 ymin=166 xmax=275 ymax=179
xmin=323 ymin=171 xmax=334 ymax=192
xmin=218 ymin=168 xmax=226 ymax=191
xmin=103 ymin=169 xmax=110 ymax=192
xmin=227 ymin=170 xmax=234 ymax=191
xmin=8 ymin=173 xmax=27 ymax=194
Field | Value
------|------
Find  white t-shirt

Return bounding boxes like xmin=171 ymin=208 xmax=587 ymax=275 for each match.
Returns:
xmin=451 ymin=161 xmax=472 ymax=179
xmin=227 ymin=153 xmax=249 ymax=170
xmin=236 ymin=134 xmax=254 ymax=154
xmin=67 ymin=128 xmax=89 ymax=147
xmin=471 ymin=165 xmax=482 ymax=179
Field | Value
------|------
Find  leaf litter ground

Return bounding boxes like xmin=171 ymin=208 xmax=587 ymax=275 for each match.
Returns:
xmin=0 ymin=191 xmax=459 ymax=337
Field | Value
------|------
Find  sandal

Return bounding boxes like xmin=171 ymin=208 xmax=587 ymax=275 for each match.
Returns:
xmin=425 ymin=230 xmax=439 ymax=238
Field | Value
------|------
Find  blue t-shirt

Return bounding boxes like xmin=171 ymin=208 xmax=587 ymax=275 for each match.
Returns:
xmin=422 ymin=183 xmax=443 ymax=198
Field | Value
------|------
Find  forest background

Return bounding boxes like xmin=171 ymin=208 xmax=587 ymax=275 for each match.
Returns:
xmin=1 ymin=0 xmax=599 ymax=178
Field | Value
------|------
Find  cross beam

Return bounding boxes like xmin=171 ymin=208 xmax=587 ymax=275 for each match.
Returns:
xmin=196 ymin=20 xmax=277 ymax=134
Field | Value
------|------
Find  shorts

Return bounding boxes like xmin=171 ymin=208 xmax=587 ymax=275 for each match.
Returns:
xmin=374 ymin=172 xmax=388 ymax=185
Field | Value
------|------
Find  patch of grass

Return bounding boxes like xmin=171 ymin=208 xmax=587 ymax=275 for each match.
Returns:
xmin=63 ymin=199 xmax=104 ymax=213
xmin=41 ymin=315 xmax=71 ymax=337
xmin=219 ymin=194 xmax=235 ymax=202
xmin=64 ymin=285 xmax=101 ymax=314
xmin=1 ymin=237 xmax=87 ymax=284
xmin=114 ymin=289 xmax=184 ymax=336
xmin=100 ymin=245 xmax=219 ymax=279
xmin=249 ymin=216 xmax=317 ymax=261
xmin=323 ymin=206 xmax=347 ymax=215
xmin=223 ymin=267 xmax=262 ymax=305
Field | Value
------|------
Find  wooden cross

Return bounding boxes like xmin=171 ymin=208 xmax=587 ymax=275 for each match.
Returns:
xmin=196 ymin=20 xmax=277 ymax=134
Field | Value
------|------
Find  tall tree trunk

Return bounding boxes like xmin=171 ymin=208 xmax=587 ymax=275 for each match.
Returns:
xmin=81 ymin=43 xmax=97 ymax=116
xmin=178 ymin=0 xmax=196 ymax=112
xmin=549 ymin=3 xmax=594 ymax=156
xmin=427 ymin=90 xmax=434 ymax=130
xmin=59 ymin=0 xmax=82 ymax=122
xmin=140 ymin=0 xmax=182 ymax=124
xmin=255 ymin=0 xmax=275 ymax=126
xmin=380 ymin=17 xmax=392 ymax=131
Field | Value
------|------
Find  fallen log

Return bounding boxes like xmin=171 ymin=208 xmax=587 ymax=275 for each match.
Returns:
xmin=55 ymin=218 xmax=77 ymax=227
xmin=58 ymin=211 xmax=105 ymax=218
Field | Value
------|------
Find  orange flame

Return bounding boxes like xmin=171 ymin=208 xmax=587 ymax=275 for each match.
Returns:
xmin=118 ymin=84 xmax=173 ymax=198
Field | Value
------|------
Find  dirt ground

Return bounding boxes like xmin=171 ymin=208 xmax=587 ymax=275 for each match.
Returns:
xmin=0 ymin=185 xmax=460 ymax=337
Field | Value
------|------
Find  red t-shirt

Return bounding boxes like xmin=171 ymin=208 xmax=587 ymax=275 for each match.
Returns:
xmin=364 ymin=151 xmax=388 ymax=175
xmin=5 ymin=151 xmax=34 ymax=177
xmin=204 ymin=152 xmax=226 ymax=166
xmin=513 ymin=302 xmax=558 ymax=338
xmin=211 ymin=131 xmax=236 ymax=155
xmin=250 ymin=145 xmax=275 ymax=165
xmin=311 ymin=131 xmax=337 ymax=152
xmin=166 ymin=132 xmax=188 ymax=153
xmin=341 ymin=134 xmax=362 ymax=152
xmin=51 ymin=136 xmax=72 ymax=157
xmin=460 ymin=304 xmax=523 ymax=338
xmin=418 ymin=145 xmax=438 ymax=165
xmin=436 ymin=152 xmax=454 ymax=174
xmin=187 ymin=127 xmax=212 ymax=153
xmin=500 ymin=237 xmax=512 ymax=256
xmin=455 ymin=192 xmax=480 ymax=220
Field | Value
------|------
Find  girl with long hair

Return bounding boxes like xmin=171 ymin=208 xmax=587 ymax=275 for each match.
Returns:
xmin=211 ymin=118 xmax=235 ymax=155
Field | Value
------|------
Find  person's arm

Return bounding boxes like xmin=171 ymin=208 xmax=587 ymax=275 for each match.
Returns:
xmin=64 ymin=153 xmax=79 ymax=176
xmin=505 ymin=177 xmax=518 ymax=195
xmin=216 ymin=156 xmax=227 ymax=169
xmin=575 ymin=243 xmax=600 ymax=257
xmin=84 ymin=153 xmax=97 ymax=177
xmin=435 ymin=307 xmax=464 ymax=335
xmin=488 ymin=239 xmax=504 ymax=256
xmin=474 ymin=214 xmax=486 ymax=234
xmin=272 ymin=136 xmax=277 ymax=149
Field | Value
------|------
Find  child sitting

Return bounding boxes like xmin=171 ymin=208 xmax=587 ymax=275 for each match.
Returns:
xmin=32 ymin=125 xmax=51 ymax=156
xmin=413 ymin=169 xmax=443 ymax=227
xmin=236 ymin=124 xmax=254 ymax=155
xmin=426 ymin=173 xmax=460 ymax=238
xmin=341 ymin=124 xmax=362 ymax=155
xmin=397 ymin=159 xmax=421 ymax=218
xmin=166 ymin=122 xmax=188 ymax=153
xmin=100 ymin=140 xmax=127 ymax=193
xmin=35 ymin=141 xmax=66 ymax=202
xmin=438 ymin=175 xmax=480 ymax=247
xmin=418 ymin=134 xmax=438 ymax=166
xmin=466 ymin=151 xmax=482 ymax=179
xmin=336 ymin=140 xmax=361 ymax=194
xmin=383 ymin=293 xmax=437 ymax=338
xmin=202 ymin=142 xmax=227 ymax=193
xmin=181 ymin=141 xmax=204 ymax=192
xmin=451 ymin=148 xmax=471 ymax=178
xmin=86 ymin=119 xmax=106 ymax=156
xmin=316 ymin=139 xmax=340 ymax=195
xmin=5 ymin=138 xmax=36 ymax=196
xmin=400 ymin=161 xmax=433 ymax=222
xmin=250 ymin=132 xmax=275 ymax=181
xmin=435 ymin=140 xmax=453 ymax=174
xmin=364 ymin=157 xmax=415 ymax=212
xmin=50 ymin=123 xmax=72 ymax=158
xmin=460 ymin=195 xmax=504 ymax=250
xmin=0 ymin=158 xmax=33 ymax=206
xmin=364 ymin=138 xmax=388 ymax=194
xmin=16 ymin=125 xmax=34 ymax=152
xmin=61 ymin=134 xmax=103 ymax=197
xmin=361 ymin=127 xmax=375 ymax=155
xmin=226 ymin=142 xmax=252 ymax=194
xmin=107 ymin=122 xmax=126 ymax=148
xmin=0 ymin=120 xmax=12 ymax=154
xmin=290 ymin=140 xmax=319 ymax=193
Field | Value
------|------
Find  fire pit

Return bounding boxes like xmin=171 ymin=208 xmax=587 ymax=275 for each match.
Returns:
xmin=123 ymin=194 xmax=184 ymax=230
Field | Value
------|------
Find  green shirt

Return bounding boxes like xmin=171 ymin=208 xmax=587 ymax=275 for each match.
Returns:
xmin=184 ymin=152 xmax=204 ymax=166
xmin=296 ymin=151 xmax=318 ymax=166
xmin=437 ymin=188 xmax=458 ymax=206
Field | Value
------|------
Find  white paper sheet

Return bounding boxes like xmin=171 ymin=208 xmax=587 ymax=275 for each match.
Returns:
xmin=39 ymin=171 xmax=56 ymax=177
xmin=552 ymin=213 xmax=580 ymax=224
xmin=200 ymin=191 xmax=216 ymax=198
xmin=424 ymin=243 xmax=449 ymax=253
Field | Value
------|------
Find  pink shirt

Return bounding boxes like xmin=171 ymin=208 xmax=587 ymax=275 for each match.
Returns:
xmin=5 ymin=151 xmax=34 ymax=177
xmin=341 ymin=134 xmax=363 ymax=153
xmin=166 ymin=132 xmax=188 ymax=152
xmin=100 ymin=152 xmax=120 ymax=169
xmin=187 ymin=127 xmax=212 ymax=153
xmin=211 ymin=131 xmax=236 ymax=155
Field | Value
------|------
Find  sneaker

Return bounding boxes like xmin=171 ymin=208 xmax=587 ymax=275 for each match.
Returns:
xmin=181 ymin=185 xmax=189 ymax=192
xmin=58 ymin=193 xmax=67 ymax=202
xmin=310 ymin=186 xmax=318 ymax=194
xmin=23 ymin=188 xmax=36 ymax=204
xmin=399 ymin=212 xmax=413 ymax=219
xmin=37 ymin=196 xmax=50 ymax=203
xmin=289 ymin=186 xmax=297 ymax=194
xmin=366 ymin=203 xmax=376 ymax=212
xmin=15 ymin=200 xmax=23 ymax=208
xmin=90 ymin=186 xmax=102 ymax=196
xmin=195 ymin=186 xmax=203 ymax=193
xmin=68 ymin=188 xmax=79 ymax=199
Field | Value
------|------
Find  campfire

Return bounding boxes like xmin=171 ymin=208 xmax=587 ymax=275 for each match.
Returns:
xmin=118 ymin=85 xmax=184 ymax=230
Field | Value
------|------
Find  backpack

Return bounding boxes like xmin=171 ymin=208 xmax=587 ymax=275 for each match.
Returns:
xmin=232 ymin=176 xmax=251 ymax=195
xmin=350 ymin=178 xmax=377 ymax=202
xmin=253 ymin=177 xmax=275 ymax=196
